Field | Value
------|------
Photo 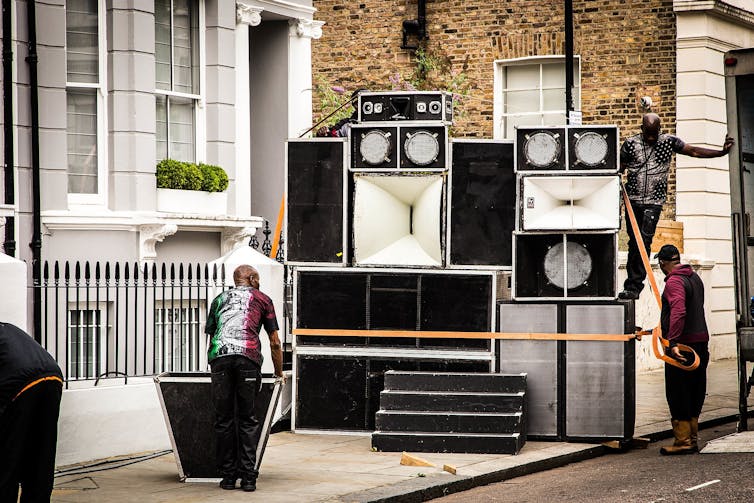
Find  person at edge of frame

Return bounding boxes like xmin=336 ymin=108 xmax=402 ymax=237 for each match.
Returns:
xmin=0 ymin=322 xmax=64 ymax=503
xmin=654 ymin=244 xmax=710 ymax=455
xmin=205 ymin=265 xmax=284 ymax=492
xmin=618 ymin=112 xmax=733 ymax=300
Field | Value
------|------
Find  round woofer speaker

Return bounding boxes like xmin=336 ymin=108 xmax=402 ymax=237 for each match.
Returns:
xmin=404 ymin=131 xmax=440 ymax=166
xmin=574 ymin=132 xmax=609 ymax=167
xmin=524 ymin=131 xmax=561 ymax=168
xmin=359 ymin=130 xmax=392 ymax=165
xmin=543 ymin=241 xmax=592 ymax=290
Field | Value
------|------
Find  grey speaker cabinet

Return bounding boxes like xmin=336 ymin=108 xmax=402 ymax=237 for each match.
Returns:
xmin=497 ymin=301 xmax=635 ymax=441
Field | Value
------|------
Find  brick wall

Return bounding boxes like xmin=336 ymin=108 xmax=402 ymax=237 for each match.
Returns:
xmin=311 ymin=0 xmax=678 ymax=217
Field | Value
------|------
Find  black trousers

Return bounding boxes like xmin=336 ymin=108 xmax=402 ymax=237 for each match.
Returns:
xmin=624 ymin=201 xmax=663 ymax=294
xmin=0 ymin=379 xmax=63 ymax=503
xmin=210 ymin=355 xmax=262 ymax=479
xmin=665 ymin=342 xmax=710 ymax=421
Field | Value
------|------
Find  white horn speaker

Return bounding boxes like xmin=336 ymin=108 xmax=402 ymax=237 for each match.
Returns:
xmin=521 ymin=175 xmax=620 ymax=231
xmin=353 ymin=174 xmax=444 ymax=266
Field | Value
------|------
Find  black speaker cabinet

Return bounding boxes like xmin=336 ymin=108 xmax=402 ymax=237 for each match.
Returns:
xmin=449 ymin=140 xmax=515 ymax=267
xmin=286 ymin=139 xmax=346 ymax=264
xmin=513 ymin=232 xmax=617 ymax=300
xmin=497 ymin=301 xmax=635 ymax=441
xmin=351 ymin=124 xmax=447 ymax=171
xmin=294 ymin=354 xmax=488 ymax=431
xmin=515 ymin=125 xmax=619 ymax=173
xmin=154 ymin=372 xmax=282 ymax=480
xmin=294 ymin=268 xmax=494 ymax=350
xmin=357 ymin=91 xmax=453 ymax=124
xmin=515 ymin=127 xmax=567 ymax=172
xmin=567 ymin=125 xmax=619 ymax=172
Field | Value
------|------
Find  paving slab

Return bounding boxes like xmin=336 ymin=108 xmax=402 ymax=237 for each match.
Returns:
xmin=50 ymin=358 xmax=751 ymax=503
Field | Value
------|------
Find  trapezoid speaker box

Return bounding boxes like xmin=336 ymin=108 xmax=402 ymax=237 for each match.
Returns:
xmin=286 ymin=139 xmax=346 ymax=264
xmin=520 ymin=175 xmax=620 ymax=231
xmin=450 ymin=140 xmax=516 ymax=267
xmin=352 ymin=173 xmax=444 ymax=267
xmin=513 ymin=232 xmax=617 ymax=300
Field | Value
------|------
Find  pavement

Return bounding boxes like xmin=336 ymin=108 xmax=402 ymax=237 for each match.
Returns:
xmin=51 ymin=358 xmax=752 ymax=503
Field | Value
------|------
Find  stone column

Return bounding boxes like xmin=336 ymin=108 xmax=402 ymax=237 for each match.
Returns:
xmin=235 ymin=3 xmax=262 ymax=218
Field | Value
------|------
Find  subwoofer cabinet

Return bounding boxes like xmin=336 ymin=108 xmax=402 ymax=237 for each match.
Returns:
xmin=292 ymin=267 xmax=497 ymax=432
xmin=513 ymin=231 xmax=618 ymax=300
xmin=293 ymin=354 xmax=490 ymax=432
xmin=497 ymin=301 xmax=635 ymax=441
xmin=449 ymin=140 xmax=516 ymax=267
xmin=285 ymin=139 xmax=347 ymax=265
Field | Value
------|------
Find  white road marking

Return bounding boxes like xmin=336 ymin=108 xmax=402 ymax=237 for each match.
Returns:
xmin=685 ymin=480 xmax=721 ymax=492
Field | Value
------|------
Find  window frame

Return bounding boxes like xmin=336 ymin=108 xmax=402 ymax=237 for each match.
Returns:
xmin=65 ymin=0 xmax=108 ymax=206
xmin=66 ymin=307 xmax=107 ymax=380
xmin=153 ymin=302 xmax=205 ymax=373
xmin=154 ymin=0 xmax=206 ymax=164
xmin=493 ymin=55 xmax=582 ymax=140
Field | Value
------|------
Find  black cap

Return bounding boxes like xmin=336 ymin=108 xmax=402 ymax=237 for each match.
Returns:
xmin=654 ymin=244 xmax=680 ymax=261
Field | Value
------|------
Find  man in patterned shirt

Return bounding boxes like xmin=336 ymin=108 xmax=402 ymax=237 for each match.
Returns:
xmin=618 ymin=113 xmax=733 ymax=300
xmin=205 ymin=264 xmax=283 ymax=492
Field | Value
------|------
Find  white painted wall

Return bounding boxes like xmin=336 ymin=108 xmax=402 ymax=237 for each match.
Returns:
xmin=674 ymin=4 xmax=754 ymax=361
xmin=0 ymin=253 xmax=28 ymax=331
xmin=56 ymin=380 xmax=170 ymax=467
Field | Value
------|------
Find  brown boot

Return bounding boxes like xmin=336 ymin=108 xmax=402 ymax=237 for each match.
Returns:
xmin=690 ymin=417 xmax=699 ymax=450
xmin=660 ymin=419 xmax=697 ymax=455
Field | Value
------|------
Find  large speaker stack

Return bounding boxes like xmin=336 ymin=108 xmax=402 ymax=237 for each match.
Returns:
xmin=504 ymin=124 xmax=635 ymax=441
xmin=287 ymin=95 xmax=633 ymax=443
xmin=286 ymin=91 xmax=515 ymax=437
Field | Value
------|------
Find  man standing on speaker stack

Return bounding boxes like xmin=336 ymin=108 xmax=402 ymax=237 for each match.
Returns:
xmin=205 ymin=265 xmax=284 ymax=492
xmin=655 ymin=244 xmax=709 ymax=455
xmin=618 ymin=113 xmax=733 ymax=300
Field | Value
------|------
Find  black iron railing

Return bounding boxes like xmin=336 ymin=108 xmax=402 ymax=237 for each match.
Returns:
xmin=37 ymin=261 xmax=230 ymax=386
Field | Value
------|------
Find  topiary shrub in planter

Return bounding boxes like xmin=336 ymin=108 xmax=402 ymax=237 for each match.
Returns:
xmin=156 ymin=159 xmax=229 ymax=214
xmin=197 ymin=163 xmax=229 ymax=193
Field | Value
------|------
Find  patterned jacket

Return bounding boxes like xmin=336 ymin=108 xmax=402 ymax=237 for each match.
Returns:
xmin=205 ymin=286 xmax=279 ymax=366
xmin=620 ymin=133 xmax=685 ymax=206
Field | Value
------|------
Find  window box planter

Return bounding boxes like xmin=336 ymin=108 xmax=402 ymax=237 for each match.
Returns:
xmin=156 ymin=188 xmax=228 ymax=215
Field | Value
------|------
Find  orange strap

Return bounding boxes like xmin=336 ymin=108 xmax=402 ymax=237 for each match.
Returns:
xmin=270 ymin=195 xmax=285 ymax=259
xmin=622 ymin=185 xmax=700 ymax=371
xmin=12 ymin=376 xmax=63 ymax=401
xmin=294 ymin=328 xmax=635 ymax=342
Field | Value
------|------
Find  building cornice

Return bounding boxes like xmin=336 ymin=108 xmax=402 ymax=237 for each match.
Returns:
xmin=237 ymin=0 xmax=316 ymax=20
xmin=674 ymin=0 xmax=754 ymax=29
xmin=676 ymin=35 xmax=740 ymax=52
xmin=237 ymin=4 xmax=263 ymax=26
xmin=289 ymin=18 xmax=324 ymax=39
xmin=42 ymin=210 xmax=264 ymax=233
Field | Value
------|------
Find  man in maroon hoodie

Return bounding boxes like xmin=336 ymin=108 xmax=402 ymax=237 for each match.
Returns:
xmin=655 ymin=244 xmax=710 ymax=455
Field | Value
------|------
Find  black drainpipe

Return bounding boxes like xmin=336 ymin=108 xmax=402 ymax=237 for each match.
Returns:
xmin=2 ymin=0 xmax=15 ymax=256
xmin=27 ymin=0 xmax=42 ymax=342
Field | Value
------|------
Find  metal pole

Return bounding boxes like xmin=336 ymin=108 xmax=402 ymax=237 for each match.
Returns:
xmin=27 ymin=0 xmax=42 ymax=342
xmin=2 ymin=0 xmax=16 ymax=256
xmin=564 ymin=0 xmax=574 ymax=124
